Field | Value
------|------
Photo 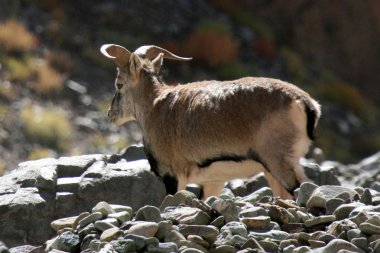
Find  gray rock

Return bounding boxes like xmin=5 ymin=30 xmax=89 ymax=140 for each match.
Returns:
xmin=333 ymin=202 xmax=364 ymax=220
xmin=258 ymin=240 xmax=278 ymax=252
xmin=327 ymin=219 xmax=358 ymax=237
xmin=210 ymin=216 xmax=225 ymax=228
xmin=0 ymin=242 xmax=8 ymax=253
xmin=162 ymin=206 xmax=210 ymax=225
xmin=80 ymin=234 xmax=99 ymax=251
xmin=51 ymin=216 xmax=77 ymax=232
xmin=147 ymin=242 xmax=178 ymax=253
xmin=56 ymin=231 xmax=80 ymax=252
xmin=242 ymin=238 xmax=264 ymax=251
xmin=135 ymin=205 xmax=163 ymax=223
xmin=325 ymin=198 xmax=345 ymax=215
xmin=221 ymin=221 xmax=248 ymax=237
xmin=360 ymin=188 xmax=373 ymax=205
xmin=351 ymin=237 xmax=367 ymax=251
xmin=156 ymin=220 xmax=173 ymax=241
xmin=164 ymin=230 xmax=186 ymax=243
xmin=100 ymin=227 xmax=123 ymax=242
xmin=127 ymin=222 xmax=159 ymax=238
xmin=78 ymin=212 xmax=103 ymax=227
xmin=241 ymin=187 xmax=273 ymax=204
xmin=108 ymin=211 xmax=130 ymax=224
xmin=359 ymin=218 xmax=380 ymax=235
xmin=185 ymin=184 xmax=203 ymax=199
xmin=92 ymin=201 xmax=115 ymax=216
xmin=296 ymin=182 xmax=318 ymax=206
xmin=180 ymin=248 xmax=204 ymax=253
xmin=57 ymin=155 xmax=101 ymax=177
xmin=240 ymin=216 xmax=271 ymax=231
xmin=211 ymin=198 xmax=239 ymax=223
xmin=304 ymin=215 xmax=336 ymax=227
xmin=225 ymin=172 xmax=269 ymax=197
xmin=187 ymin=234 xmax=210 ymax=249
xmin=210 ymin=245 xmax=235 ymax=253
xmin=249 ymin=230 xmax=289 ymax=241
xmin=239 ymin=207 xmax=268 ymax=218
xmin=312 ymin=238 xmax=363 ymax=253
xmin=179 ymin=225 xmax=219 ymax=244
xmin=56 ymin=177 xmax=81 ymax=193
xmin=124 ymin=234 xmax=146 ymax=251
xmin=110 ymin=239 xmax=136 ymax=253
xmin=121 ymin=144 xmax=146 ymax=161
xmin=94 ymin=219 xmax=118 ymax=231
xmin=369 ymin=239 xmax=380 ymax=253
xmin=306 ymin=185 xmax=358 ymax=209
xmin=220 ymin=188 xmax=235 ymax=200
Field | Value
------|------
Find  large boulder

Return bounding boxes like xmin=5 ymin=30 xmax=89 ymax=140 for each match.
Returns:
xmin=0 ymin=147 xmax=166 ymax=247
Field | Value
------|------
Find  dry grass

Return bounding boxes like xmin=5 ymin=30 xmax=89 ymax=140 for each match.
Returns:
xmin=4 ymin=57 xmax=33 ymax=81
xmin=45 ymin=50 xmax=74 ymax=73
xmin=33 ymin=61 xmax=64 ymax=95
xmin=0 ymin=19 xmax=37 ymax=53
xmin=20 ymin=104 xmax=72 ymax=151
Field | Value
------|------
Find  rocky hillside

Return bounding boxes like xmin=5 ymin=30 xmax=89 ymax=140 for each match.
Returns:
xmin=0 ymin=0 xmax=379 ymax=173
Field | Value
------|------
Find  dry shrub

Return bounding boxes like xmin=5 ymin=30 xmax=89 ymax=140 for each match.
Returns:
xmin=20 ymin=104 xmax=72 ymax=151
xmin=184 ymin=29 xmax=238 ymax=66
xmin=28 ymin=148 xmax=55 ymax=161
xmin=4 ymin=57 xmax=33 ymax=81
xmin=45 ymin=50 xmax=74 ymax=73
xmin=0 ymin=19 xmax=37 ymax=53
xmin=33 ymin=61 xmax=64 ymax=95
xmin=253 ymin=38 xmax=277 ymax=59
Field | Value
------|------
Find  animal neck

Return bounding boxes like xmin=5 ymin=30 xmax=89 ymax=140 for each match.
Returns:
xmin=132 ymin=74 xmax=165 ymax=125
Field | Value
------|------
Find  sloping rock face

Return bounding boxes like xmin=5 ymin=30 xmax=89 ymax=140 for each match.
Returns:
xmin=0 ymin=147 xmax=166 ymax=247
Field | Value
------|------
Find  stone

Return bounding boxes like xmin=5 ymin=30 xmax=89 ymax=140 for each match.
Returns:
xmin=56 ymin=231 xmax=80 ymax=252
xmin=220 ymin=188 xmax=235 ymax=200
xmin=51 ymin=216 xmax=77 ymax=232
xmin=78 ymin=159 xmax=166 ymax=211
xmin=92 ymin=201 xmax=115 ymax=216
xmin=164 ymin=230 xmax=186 ymax=243
xmin=267 ymin=205 xmax=293 ymax=225
xmin=56 ymin=177 xmax=81 ymax=193
xmin=110 ymin=239 xmax=136 ymax=253
xmin=249 ymin=230 xmax=289 ymax=241
xmin=296 ymin=182 xmax=318 ymax=206
xmin=179 ymin=225 xmax=219 ymax=244
xmin=306 ymin=185 xmax=358 ymax=209
xmin=128 ymin=222 xmax=159 ymax=238
xmin=210 ymin=216 xmax=225 ymax=228
xmin=313 ymin=239 xmax=363 ymax=253
xmin=369 ymin=239 xmax=380 ymax=252
xmin=308 ymin=239 xmax=326 ymax=248
xmin=327 ymin=219 xmax=358 ymax=237
xmin=108 ymin=211 xmax=130 ymax=224
xmin=156 ymin=220 xmax=173 ymax=241
xmin=100 ymin=227 xmax=123 ymax=242
xmin=239 ymin=207 xmax=268 ymax=218
xmin=147 ymin=242 xmax=178 ymax=253
xmin=187 ymin=235 xmax=210 ymax=249
xmin=210 ymin=245 xmax=235 ymax=253
xmin=325 ymin=198 xmax=345 ymax=215
xmin=121 ymin=144 xmax=146 ymax=161
xmin=258 ymin=240 xmax=278 ymax=252
xmin=94 ymin=219 xmax=118 ymax=231
xmin=80 ymin=234 xmax=98 ymax=251
xmin=242 ymin=238 xmax=264 ymax=250
xmin=221 ymin=221 xmax=248 ymax=237
xmin=78 ymin=223 xmax=97 ymax=238
xmin=57 ymin=155 xmax=100 ymax=177
xmin=333 ymin=202 xmax=364 ymax=220
xmin=351 ymin=237 xmax=367 ymax=251
xmin=241 ymin=187 xmax=273 ymax=204
xmin=78 ymin=212 xmax=103 ymax=227
xmin=360 ymin=188 xmax=373 ymax=205
xmin=162 ymin=206 xmax=210 ymax=225
xmin=124 ymin=234 xmax=146 ymax=251
xmin=283 ymin=245 xmax=296 ymax=253
xmin=304 ymin=215 xmax=336 ymax=227
xmin=211 ymin=198 xmax=239 ymax=223
xmin=226 ymin=172 xmax=269 ymax=197
xmin=135 ymin=205 xmax=163 ymax=223
xmin=240 ymin=216 xmax=271 ymax=230
xmin=109 ymin=205 xmax=133 ymax=217
xmin=180 ymin=248 xmax=204 ymax=253
xmin=359 ymin=218 xmax=380 ymax=235
xmin=9 ymin=245 xmax=43 ymax=253
xmin=185 ymin=184 xmax=203 ymax=199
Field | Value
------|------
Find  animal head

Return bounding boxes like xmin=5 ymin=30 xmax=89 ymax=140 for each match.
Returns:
xmin=100 ymin=44 xmax=192 ymax=125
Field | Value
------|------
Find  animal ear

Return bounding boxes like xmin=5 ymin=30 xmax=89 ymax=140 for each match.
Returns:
xmin=129 ymin=53 xmax=142 ymax=78
xmin=100 ymin=44 xmax=131 ymax=67
xmin=152 ymin=53 xmax=164 ymax=74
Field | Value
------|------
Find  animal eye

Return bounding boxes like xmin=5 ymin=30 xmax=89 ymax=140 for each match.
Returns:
xmin=116 ymin=83 xmax=123 ymax=89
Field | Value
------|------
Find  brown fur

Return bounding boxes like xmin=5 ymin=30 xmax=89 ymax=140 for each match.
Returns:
xmin=101 ymin=44 xmax=321 ymax=198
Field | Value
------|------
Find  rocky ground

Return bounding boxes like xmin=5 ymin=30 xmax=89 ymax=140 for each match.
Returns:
xmin=0 ymin=147 xmax=379 ymax=253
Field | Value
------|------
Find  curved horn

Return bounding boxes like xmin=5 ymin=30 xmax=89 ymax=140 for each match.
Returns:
xmin=100 ymin=44 xmax=131 ymax=66
xmin=134 ymin=45 xmax=192 ymax=61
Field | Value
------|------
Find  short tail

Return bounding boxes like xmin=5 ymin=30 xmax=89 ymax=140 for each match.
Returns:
xmin=303 ymin=99 xmax=321 ymax=140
